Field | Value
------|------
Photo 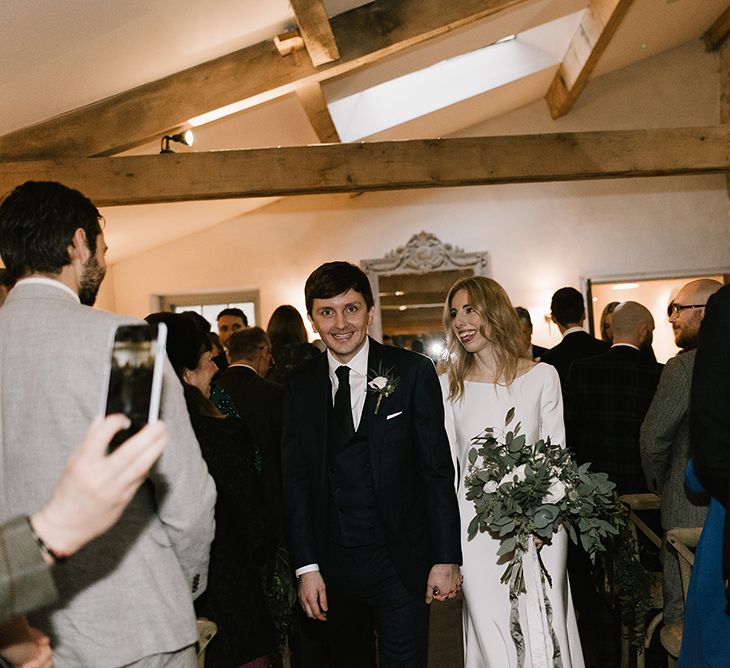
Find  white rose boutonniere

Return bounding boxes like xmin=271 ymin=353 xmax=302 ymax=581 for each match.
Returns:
xmin=367 ymin=363 xmax=399 ymax=415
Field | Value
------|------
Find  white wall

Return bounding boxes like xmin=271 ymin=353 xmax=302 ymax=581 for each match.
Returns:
xmin=107 ymin=40 xmax=729 ymax=350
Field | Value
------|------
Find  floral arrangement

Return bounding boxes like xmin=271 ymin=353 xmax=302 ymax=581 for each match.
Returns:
xmin=465 ymin=408 xmax=651 ymax=660
xmin=367 ymin=363 xmax=399 ymax=414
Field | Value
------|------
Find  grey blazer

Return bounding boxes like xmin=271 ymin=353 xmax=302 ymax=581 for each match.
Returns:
xmin=0 ymin=281 xmax=216 ymax=666
xmin=0 ymin=516 xmax=57 ymax=624
xmin=640 ymin=350 xmax=708 ymax=529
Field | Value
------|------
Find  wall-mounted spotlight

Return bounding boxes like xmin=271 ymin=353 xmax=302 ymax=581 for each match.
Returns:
xmin=160 ymin=130 xmax=194 ymax=154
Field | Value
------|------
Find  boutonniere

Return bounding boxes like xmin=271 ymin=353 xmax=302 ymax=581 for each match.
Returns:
xmin=367 ymin=363 xmax=399 ymax=415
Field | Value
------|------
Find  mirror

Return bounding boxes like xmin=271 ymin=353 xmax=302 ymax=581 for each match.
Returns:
xmin=362 ymin=232 xmax=489 ymax=357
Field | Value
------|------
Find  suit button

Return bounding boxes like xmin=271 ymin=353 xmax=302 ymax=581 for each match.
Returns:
xmin=330 ymin=465 xmax=337 ymax=473
xmin=365 ymin=463 xmax=370 ymax=469
xmin=367 ymin=482 xmax=373 ymax=489
xmin=334 ymin=487 xmax=341 ymax=494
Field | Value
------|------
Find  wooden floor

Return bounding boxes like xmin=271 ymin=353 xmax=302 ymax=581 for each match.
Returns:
xmin=427 ymin=593 xmax=464 ymax=667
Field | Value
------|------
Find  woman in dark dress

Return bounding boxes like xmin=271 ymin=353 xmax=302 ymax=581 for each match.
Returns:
xmin=147 ymin=312 xmax=276 ymax=668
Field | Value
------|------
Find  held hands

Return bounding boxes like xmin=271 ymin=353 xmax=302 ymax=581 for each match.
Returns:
xmin=299 ymin=571 xmax=329 ymax=621
xmin=30 ymin=415 xmax=168 ymax=561
xmin=426 ymin=563 xmax=463 ymax=604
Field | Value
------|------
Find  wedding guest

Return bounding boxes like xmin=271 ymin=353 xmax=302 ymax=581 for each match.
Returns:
xmin=440 ymin=276 xmax=583 ymax=666
xmin=266 ymin=304 xmax=320 ymax=383
xmin=565 ymin=301 xmax=661 ymax=493
xmin=515 ymin=306 xmax=547 ymax=360
xmin=147 ymin=312 xmax=277 ymax=668
xmin=599 ymin=301 xmax=619 ymax=343
xmin=678 ymin=283 xmax=730 ymax=667
xmin=640 ymin=278 xmax=720 ymax=625
xmin=540 ymin=287 xmax=609 ymax=388
xmin=0 ymin=416 xmax=168 ymax=667
xmin=0 ymin=180 xmax=215 ymax=667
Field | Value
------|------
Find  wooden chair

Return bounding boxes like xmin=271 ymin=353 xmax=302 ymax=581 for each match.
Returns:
xmin=196 ymin=618 xmax=217 ymax=668
xmin=616 ymin=493 xmax=663 ymax=668
xmin=661 ymin=527 xmax=702 ymax=667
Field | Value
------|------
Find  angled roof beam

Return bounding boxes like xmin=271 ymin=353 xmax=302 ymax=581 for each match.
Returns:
xmin=295 ymin=84 xmax=341 ymax=143
xmin=0 ymin=126 xmax=725 ymax=206
xmin=703 ymin=5 xmax=730 ymax=52
xmin=0 ymin=0 xmax=530 ymax=161
xmin=290 ymin=0 xmax=340 ymax=66
xmin=545 ymin=0 xmax=634 ymax=119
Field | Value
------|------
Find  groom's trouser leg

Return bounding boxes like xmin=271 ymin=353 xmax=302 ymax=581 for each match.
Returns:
xmin=326 ymin=542 xmax=377 ymax=668
xmin=326 ymin=541 xmax=428 ymax=668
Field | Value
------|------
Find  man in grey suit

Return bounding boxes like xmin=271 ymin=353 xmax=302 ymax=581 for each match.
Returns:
xmin=0 ymin=181 xmax=216 ymax=667
xmin=640 ymin=278 xmax=722 ymax=623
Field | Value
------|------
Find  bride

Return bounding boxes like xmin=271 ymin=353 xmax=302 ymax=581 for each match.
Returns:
xmin=439 ymin=276 xmax=584 ymax=668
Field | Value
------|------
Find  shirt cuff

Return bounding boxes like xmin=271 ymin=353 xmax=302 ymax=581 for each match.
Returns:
xmin=295 ymin=563 xmax=320 ymax=578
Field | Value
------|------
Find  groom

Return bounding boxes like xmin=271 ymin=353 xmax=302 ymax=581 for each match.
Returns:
xmin=281 ymin=261 xmax=462 ymax=667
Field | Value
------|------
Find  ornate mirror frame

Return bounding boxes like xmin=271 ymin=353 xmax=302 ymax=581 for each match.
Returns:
xmin=361 ymin=231 xmax=489 ymax=342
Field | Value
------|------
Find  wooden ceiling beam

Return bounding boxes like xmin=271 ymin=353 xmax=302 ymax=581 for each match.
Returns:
xmin=0 ymin=126 xmax=725 ymax=207
xmin=295 ymin=83 xmax=341 ymax=143
xmin=545 ymin=0 xmax=634 ymax=119
xmin=290 ymin=0 xmax=340 ymax=66
xmin=0 ymin=0 xmax=529 ymax=161
xmin=703 ymin=5 xmax=730 ymax=52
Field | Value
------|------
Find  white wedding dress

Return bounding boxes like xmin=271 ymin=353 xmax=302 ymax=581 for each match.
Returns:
xmin=440 ymin=364 xmax=584 ymax=668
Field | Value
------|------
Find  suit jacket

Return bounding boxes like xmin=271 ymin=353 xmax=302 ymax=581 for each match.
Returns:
xmin=0 ymin=516 xmax=57 ymax=624
xmin=281 ymin=338 xmax=462 ymax=596
xmin=564 ymin=345 xmax=662 ymax=495
xmin=540 ymin=330 xmax=610 ymax=388
xmin=215 ymin=365 xmax=285 ymax=535
xmin=692 ymin=284 xmax=730 ymax=502
xmin=640 ymin=350 xmax=708 ymax=529
xmin=0 ymin=281 xmax=216 ymax=666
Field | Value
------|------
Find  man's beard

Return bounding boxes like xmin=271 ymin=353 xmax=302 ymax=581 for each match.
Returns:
xmin=673 ymin=314 xmax=701 ymax=351
xmin=78 ymin=254 xmax=106 ymax=306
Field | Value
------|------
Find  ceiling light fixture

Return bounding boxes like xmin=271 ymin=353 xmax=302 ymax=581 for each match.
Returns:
xmin=160 ymin=130 xmax=194 ymax=154
xmin=611 ymin=282 xmax=640 ymax=291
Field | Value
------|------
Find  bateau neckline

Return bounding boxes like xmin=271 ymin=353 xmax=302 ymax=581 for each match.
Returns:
xmin=463 ymin=362 xmax=542 ymax=385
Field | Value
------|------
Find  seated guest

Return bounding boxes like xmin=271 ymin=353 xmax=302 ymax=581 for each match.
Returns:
xmin=266 ymin=305 xmax=320 ymax=383
xmin=147 ymin=312 xmax=277 ymax=668
xmin=515 ymin=306 xmax=547 ymax=360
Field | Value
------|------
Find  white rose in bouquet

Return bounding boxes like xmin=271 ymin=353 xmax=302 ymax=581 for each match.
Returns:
xmin=543 ymin=477 xmax=567 ymax=504
xmin=499 ymin=463 xmax=528 ymax=488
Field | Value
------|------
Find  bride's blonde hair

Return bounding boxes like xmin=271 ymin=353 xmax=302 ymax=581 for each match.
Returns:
xmin=443 ymin=276 xmax=524 ymax=401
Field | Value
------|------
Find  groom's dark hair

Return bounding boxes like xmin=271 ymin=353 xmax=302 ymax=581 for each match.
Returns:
xmin=305 ymin=261 xmax=374 ymax=315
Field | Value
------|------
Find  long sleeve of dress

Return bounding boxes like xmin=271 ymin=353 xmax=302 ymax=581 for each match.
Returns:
xmin=539 ymin=364 xmax=566 ymax=448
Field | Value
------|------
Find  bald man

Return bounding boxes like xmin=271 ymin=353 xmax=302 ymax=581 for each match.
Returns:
xmin=565 ymin=301 xmax=663 ymax=494
xmin=640 ymin=278 xmax=722 ymax=624
xmin=563 ymin=301 xmax=663 ymax=665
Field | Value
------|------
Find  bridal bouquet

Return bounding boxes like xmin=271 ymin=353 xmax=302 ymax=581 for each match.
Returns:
xmin=464 ymin=408 xmax=650 ymax=661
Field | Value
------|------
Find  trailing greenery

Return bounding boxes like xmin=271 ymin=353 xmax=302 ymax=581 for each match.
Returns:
xmin=465 ymin=408 xmax=652 ymax=656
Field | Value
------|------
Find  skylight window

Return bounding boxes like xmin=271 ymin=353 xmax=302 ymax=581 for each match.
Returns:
xmin=327 ymin=12 xmax=584 ymax=141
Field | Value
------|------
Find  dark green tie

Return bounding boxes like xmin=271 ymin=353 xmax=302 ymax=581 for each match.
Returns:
xmin=333 ymin=365 xmax=355 ymax=442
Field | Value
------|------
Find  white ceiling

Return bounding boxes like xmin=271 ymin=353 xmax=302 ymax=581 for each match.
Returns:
xmin=2 ymin=0 xmax=727 ymax=263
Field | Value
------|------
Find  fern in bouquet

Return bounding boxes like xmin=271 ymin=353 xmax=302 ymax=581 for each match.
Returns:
xmin=465 ymin=407 xmax=651 ymax=663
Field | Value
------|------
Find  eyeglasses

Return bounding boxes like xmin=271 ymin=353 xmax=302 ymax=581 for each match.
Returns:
xmin=667 ymin=303 xmax=706 ymax=317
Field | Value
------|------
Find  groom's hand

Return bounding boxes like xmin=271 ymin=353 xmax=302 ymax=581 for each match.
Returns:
xmin=426 ymin=563 xmax=463 ymax=604
xmin=299 ymin=571 xmax=329 ymax=621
